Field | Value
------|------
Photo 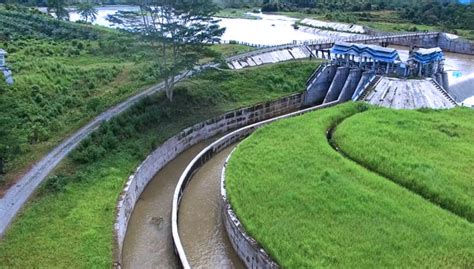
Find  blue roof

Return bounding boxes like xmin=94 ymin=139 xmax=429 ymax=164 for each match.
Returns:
xmin=409 ymin=48 xmax=444 ymax=65
xmin=331 ymin=42 xmax=400 ymax=63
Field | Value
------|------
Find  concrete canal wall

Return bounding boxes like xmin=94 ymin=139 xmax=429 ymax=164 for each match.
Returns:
xmin=171 ymin=99 xmax=338 ymax=268
xmin=113 ymin=93 xmax=304 ymax=267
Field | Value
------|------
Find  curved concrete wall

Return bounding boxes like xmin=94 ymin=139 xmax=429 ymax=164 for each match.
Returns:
xmin=171 ymin=100 xmax=339 ymax=268
xmin=221 ymin=151 xmax=279 ymax=269
xmin=113 ymin=93 xmax=304 ymax=268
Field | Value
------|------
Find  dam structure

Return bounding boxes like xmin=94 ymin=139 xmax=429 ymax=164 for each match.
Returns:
xmin=303 ymin=42 xmax=457 ymax=109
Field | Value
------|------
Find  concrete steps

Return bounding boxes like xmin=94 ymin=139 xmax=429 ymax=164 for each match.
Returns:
xmin=358 ymin=75 xmax=382 ymax=101
xmin=429 ymin=79 xmax=458 ymax=106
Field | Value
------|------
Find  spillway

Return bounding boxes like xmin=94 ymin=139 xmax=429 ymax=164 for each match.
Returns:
xmin=178 ymin=146 xmax=244 ymax=268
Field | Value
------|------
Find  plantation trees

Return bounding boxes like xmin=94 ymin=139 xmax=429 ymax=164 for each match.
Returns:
xmin=77 ymin=2 xmax=98 ymax=23
xmin=108 ymin=0 xmax=225 ymax=101
xmin=47 ymin=0 xmax=69 ymax=20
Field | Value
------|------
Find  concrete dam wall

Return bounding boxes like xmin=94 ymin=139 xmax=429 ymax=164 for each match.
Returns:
xmin=303 ymin=64 xmax=457 ymax=109
xmin=304 ymin=64 xmax=369 ymax=106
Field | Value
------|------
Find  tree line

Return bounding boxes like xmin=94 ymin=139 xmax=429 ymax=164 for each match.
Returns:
xmin=261 ymin=0 xmax=474 ymax=30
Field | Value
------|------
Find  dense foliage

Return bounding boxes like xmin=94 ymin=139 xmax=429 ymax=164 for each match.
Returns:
xmin=0 ymin=60 xmax=319 ymax=267
xmin=262 ymin=0 xmax=474 ymax=31
xmin=226 ymin=103 xmax=474 ymax=268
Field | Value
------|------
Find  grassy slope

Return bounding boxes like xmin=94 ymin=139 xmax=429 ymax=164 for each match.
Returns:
xmin=333 ymin=107 xmax=474 ymax=221
xmin=226 ymin=103 xmax=474 ymax=268
xmin=0 ymin=60 xmax=319 ymax=267
xmin=0 ymin=5 xmax=253 ymax=190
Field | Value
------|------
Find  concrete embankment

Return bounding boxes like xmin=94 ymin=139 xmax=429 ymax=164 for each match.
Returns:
xmin=115 ymin=93 xmax=304 ymax=267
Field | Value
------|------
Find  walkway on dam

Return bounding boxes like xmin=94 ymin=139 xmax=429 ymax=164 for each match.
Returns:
xmin=227 ymin=32 xmax=440 ymax=69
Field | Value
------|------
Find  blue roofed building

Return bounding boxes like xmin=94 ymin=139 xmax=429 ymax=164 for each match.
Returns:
xmin=330 ymin=42 xmax=401 ymax=74
xmin=408 ymin=47 xmax=445 ymax=77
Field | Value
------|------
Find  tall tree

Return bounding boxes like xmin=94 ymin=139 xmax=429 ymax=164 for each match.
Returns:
xmin=77 ymin=2 xmax=98 ymax=23
xmin=48 ymin=0 xmax=69 ymax=21
xmin=108 ymin=0 xmax=225 ymax=101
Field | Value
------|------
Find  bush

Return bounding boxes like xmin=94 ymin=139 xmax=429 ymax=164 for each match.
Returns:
xmin=45 ymin=174 xmax=69 ymax=192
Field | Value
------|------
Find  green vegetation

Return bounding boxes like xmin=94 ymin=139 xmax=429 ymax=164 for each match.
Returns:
xmin=0 ymin=60 xmax=319 ymax=267
xmin=226 ymin=103 xmax=474 ymax=268
xmin=0 ymin=5 xmax=251 ymax=189
xmin=215 ymin=8 xmax=260 ymax=19
xmin=267 ymin=1 xmax=474 ymax=40
xmin=334 ymin=108 xmax=474 ymax=221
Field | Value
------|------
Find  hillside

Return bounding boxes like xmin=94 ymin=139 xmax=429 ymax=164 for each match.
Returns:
xmin=0 ymin=5 xmax=243 ymax=191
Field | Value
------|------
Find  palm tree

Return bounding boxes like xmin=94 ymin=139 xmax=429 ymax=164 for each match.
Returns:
xmin=48 ymin=0 xmax=69 ymax=21
xmin=77 ymin=3 xmax=98 ymax=23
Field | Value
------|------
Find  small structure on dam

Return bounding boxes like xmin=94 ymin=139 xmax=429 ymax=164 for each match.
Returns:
xmin=304 ymin=42 xmax=456 ymax=109
xmin=408 ymin=47 xmax=445 ymax=77
xmin=0 ymin=49 xmax=13 ymax=85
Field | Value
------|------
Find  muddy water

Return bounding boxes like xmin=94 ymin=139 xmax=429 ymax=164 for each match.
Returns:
xmin=178 ymin=146 xmax=245 ymax=269
xmin=122 ymin=140 xmax=212 ymax=269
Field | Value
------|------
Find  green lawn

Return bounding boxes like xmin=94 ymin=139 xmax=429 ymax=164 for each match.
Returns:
xmin=0 ymin=60 xmax=320 ymax=268
xmin=334 ymin=107 xmax=474 ymax=222
xmin=225 ymin=103 xmax=474 ymax=268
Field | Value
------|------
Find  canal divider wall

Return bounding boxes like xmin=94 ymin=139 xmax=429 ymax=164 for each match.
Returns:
xmin=171 ymin=100 xmax=339 ymax=268
xmin=221 ymin=149 xmax=279 ymax=269
xmin=113 ymin=93 xmax=304 ymax=268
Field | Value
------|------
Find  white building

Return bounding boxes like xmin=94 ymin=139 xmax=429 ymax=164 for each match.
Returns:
xmin=0 ymin=49 xmax=6 ymax=67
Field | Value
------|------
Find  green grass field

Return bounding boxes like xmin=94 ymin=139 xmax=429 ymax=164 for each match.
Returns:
xmin=226 ymin=103 xmax=474 ymax=268
xmin=0 ymin=60 xmax=320 ymax=268
xmin=333 ymin=108 xmax=474 ymax=222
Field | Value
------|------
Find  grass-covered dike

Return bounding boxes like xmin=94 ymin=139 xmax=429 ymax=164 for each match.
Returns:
xmin=226 ymin=103 xmax=474 ymax=268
